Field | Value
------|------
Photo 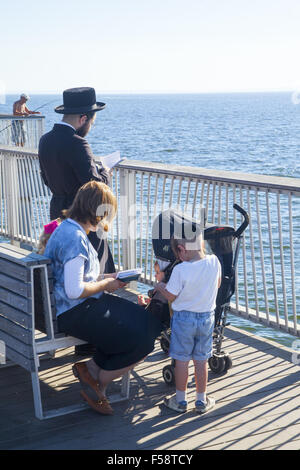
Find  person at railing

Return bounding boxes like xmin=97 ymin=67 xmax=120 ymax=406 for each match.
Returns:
xmin=12 ymin=93 xmax=41 ymax=146
xmin=43 ymin=180 xmax=163 ymax=415
xmin=38 ymin=87 xmax=113 ymax=272
xmin=38 ymin=87 xmax=114 ymax=356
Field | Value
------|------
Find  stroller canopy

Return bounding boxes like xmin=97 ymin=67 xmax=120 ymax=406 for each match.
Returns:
xmin=152 ymin=209 xmax=203 ymax=263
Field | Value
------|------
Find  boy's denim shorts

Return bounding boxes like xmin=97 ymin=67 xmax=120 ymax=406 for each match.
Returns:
xmin=169 ymin=310 xmax=215 ymax=361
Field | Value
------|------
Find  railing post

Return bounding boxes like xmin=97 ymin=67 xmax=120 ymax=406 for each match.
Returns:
xmin=119 ymin=168 xmax=137 ymax=274
xmin=4 ymin=153 xmax=19 ymax=243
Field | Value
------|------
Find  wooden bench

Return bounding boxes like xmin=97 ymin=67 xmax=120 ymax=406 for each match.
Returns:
xmin=0 ymin=242 xmax=130 ymax=420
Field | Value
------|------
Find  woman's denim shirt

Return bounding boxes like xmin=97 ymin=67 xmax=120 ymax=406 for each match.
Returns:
xmin=44 ymin=218 xmax=100 ymax=316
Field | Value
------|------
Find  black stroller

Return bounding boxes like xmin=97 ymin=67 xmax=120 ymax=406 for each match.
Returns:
xmin=146 ymin=204 xmax=249 ymax=385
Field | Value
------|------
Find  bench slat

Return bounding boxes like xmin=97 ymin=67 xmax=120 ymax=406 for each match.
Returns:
xmin=4 ymin=344 xmax=35 ymax=372
xmin=0 ymin=331 xmax=34 ymax=358
xmin=0 ymin=243 xmax=50 ymax=267
xmin=0 ymin=288 xmax=32 ymax=313
xmin=0 ymin=273 xmax=31 ymax=298
xmin=0 ymin=259 xmax=31 ymax=282
xmin=0 ymin=302 xmax=32 ymax=328
xmin=0 ymin=316 xmax=32 ymax=344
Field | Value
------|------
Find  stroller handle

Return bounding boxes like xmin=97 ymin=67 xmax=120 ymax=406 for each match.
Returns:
xmin=233 ymin=204 xmax=249 ymax=237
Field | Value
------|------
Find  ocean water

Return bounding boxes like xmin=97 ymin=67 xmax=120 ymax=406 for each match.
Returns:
xmin=2 ymin=92 xmax=300 ymax=177
xmin=0 ymin=92 xmax=299 ymax=349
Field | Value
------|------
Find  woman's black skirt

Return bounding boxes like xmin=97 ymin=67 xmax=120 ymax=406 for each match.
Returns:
xmin=57 ymin=293 xmax=162 ymax=370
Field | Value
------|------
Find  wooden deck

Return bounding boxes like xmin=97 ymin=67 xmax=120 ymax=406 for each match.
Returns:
xmin=0 ymin=289 xmax=299 ymax=450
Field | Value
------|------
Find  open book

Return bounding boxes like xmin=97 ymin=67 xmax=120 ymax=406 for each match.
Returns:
xmin=98 ymin=151 xmax=124 ymax=170
xmin=116 ymin=268 xmax=142 ymax=283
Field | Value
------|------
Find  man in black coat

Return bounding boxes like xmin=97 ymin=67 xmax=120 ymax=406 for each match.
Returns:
xmin=39 ymin=87 xmax=115 ymax=356
xmin=39 ymin=87 xmax=115 ymax=274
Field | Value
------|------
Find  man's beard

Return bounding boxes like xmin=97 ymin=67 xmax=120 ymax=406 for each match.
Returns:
xmin=76 ymin=121 xmax=90 ymax=137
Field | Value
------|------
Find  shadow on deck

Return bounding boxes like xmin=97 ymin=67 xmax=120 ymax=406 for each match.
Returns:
xmin=0 ymin=293 xmax=299 ymax=450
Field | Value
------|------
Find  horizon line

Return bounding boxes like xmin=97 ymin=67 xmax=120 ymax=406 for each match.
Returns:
xmin=2 ymin=89 xmax=296 ymax=96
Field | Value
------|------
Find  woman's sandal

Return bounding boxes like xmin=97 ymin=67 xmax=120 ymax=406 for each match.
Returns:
xmin=80 ymin=390 xmax=113 ymax=415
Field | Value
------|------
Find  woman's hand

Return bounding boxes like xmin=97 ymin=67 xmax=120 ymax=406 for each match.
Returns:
xmin=103 ymin=272 xmax=117 ymax=279
xmin=103 ymin=277 xmax=127 ymax=293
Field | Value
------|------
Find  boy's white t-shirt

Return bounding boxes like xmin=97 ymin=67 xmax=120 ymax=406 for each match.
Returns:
xmin=166 ymin=254 xmax=221 ymax=313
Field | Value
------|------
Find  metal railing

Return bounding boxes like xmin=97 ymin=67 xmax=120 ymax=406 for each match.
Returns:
xmin=0 ymin=147 xmax=299 ymax=338
xmin=0 ymin=114 xmax=45 ymax=149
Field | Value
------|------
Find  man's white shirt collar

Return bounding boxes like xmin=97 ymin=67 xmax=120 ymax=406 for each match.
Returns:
xmin=58 ymin=122 xmax=76 ymax=131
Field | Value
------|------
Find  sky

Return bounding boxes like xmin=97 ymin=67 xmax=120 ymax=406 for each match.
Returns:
xmin=1 ymin=0 xmax=300 ymax=95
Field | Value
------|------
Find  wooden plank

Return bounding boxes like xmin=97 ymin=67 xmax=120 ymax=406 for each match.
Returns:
xmin=0 ymin=331 xmax=33 ymax=358
xmin=0 ymin=287 xmax=32 ymax=313
xmin=0 ymin=316 xmax=32 ymax=345
xmin=0 ymin=273 xmax=31 ymax=298
xmin=0 ymin=243 xmax=50 ymax=267
xmin=0 ymin=259 xmax=31 ymax=282
xmin=0 ymin=302 xmax=32 ymax=328
xmin=0 ymin=320 xmax=298 ymax=450
xmin=1 ymin=344 xmax=35 ymax=372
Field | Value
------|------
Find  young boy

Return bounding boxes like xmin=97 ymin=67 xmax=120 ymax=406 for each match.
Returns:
xmin=155 ymin=233 xmax=221 ymax=414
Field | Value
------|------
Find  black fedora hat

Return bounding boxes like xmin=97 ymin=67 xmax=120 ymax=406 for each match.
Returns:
xmin=55 ymin=87 xmax=106 ymax=114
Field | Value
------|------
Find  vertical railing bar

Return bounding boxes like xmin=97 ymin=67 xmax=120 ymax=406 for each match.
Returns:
xmin=149 ymin=174 xmax=159 ymax=283
xmin=199 ymin=180 xmax=205 ymax=222
xmin=277 ymin=193 xmax=289 ymax=329
xmin=31 ymin=157 xmax=46 ymax=231
xmin=247 ymin=188 xmax=259 ymax=317
xmin=217 ymin=182 xmax=222 ymax=225
xmin=288 ymin=192 xmax=297 ymax=334
xmin=116 ymin=169 xmax=121 ymax=271
xmin=139 ymin=172 xmax=144 ymax=270
xmin=18 ymin=157 xmax=30 ymax=242
xmin=28 ymin=156 xmax=42 ymax=244
xmin=233 ymin=185 xmax=239 ymax=309
xmin=266 ymin=191 xmax=280 ymax=324
xmin=192 ymin=180 xmax=199 ymax=219
xmin=255 ymin=189 xmax=270 ymax=323
xmin=13 ymin=156 xmax=22 ymax=241
xmin=240 ymin=187 xmax=249 ymax=315
xmin=211 ymin=181 xmax=216 ymax=224
xmin=3 ymin=155 xmax=8 ymax=235
xmin=144 ymin=173 xmax=151 ymax=280
xmin=109 ymin=169 xmax=116 ymax=261
xmin=184 ymin=177 xmax=191 ymax=213
xmin=206 ymin=182 xmax=211 ymax=222
xmin=168 ymin=176 xmax=175 ymax=208
xmin=26 ymin=157 xmax=40 ymax=245
xmin=34 ymin=158 xmax=49 ymax=227
xmin=20 ymin=156 xmax=33 ymax=243
xmin=1 ymin=157 xmax=4 ymax=233
xmin=177 ymin=176 xmax=183 ymax=210
xmin=225 ymin=184 xmax=229 ymax=225
xmin=161 ymin=175 xmax=167 ymax=212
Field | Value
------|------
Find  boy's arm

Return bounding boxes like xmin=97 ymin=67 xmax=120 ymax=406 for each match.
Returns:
xmin=155 ymin=283 xmax=177 ymax=303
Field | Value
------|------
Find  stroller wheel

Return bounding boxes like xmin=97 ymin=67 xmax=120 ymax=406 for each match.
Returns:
xmin=160 ymin=336 xmax=170 ymax=354
xmin=224 ymin=354 xmax=233 ymax=371
xmin=208 ymin=355 xmax=226 ymax=374
xmin=163 ymin=365 xmax=175 ymax=386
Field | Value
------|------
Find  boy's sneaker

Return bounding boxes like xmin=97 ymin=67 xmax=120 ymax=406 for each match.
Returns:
xmin=195 ymin=396 xmax=215 ymax=414
xmin=164 ymin=395 xmax=188 ymax=413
